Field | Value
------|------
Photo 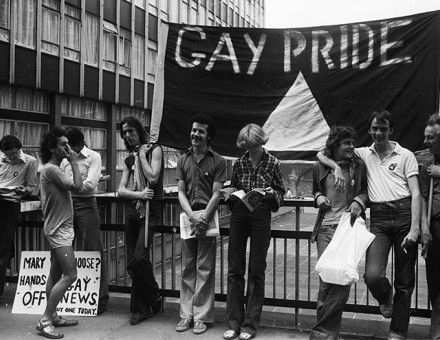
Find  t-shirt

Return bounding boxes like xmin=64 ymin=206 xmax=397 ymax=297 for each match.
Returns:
xmin=322 ymin=166 xmax=351 ymax=225
xmin=355 ymin=142 xmax=418 ymax=203
xmin=40 ymin=164 xmax=74 ymax=238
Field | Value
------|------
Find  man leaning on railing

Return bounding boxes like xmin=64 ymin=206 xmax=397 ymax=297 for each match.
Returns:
xmin=0 ymin=135 xmax=38 ymax=300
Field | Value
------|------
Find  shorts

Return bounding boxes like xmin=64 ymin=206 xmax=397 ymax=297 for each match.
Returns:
xmin=44 ymin=223 xmax=74 ymax=249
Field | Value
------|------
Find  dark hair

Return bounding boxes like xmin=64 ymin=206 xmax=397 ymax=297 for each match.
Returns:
xmin=120 ymin=116 xmax=148 ymax=151
xmin=0 ymin=135 xmax=22 ymax=151
xmin=324 ymin=126 xmax=357 ymax=159
xmin=189 ymin=114 xmax=216 ymax=143
xmin=428 ymin=112 xmax=440 ymax=127
xmin=40 ymin=127 xmax=67 ymax=164
xmin=368 ymin=109 xmax=395 ymax=130
xmin=65 ymin=127 xmax=85 ymax=147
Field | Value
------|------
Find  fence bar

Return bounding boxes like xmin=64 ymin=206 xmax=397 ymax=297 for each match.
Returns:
xmin=9 ymin=197 xmax=432 ymax=320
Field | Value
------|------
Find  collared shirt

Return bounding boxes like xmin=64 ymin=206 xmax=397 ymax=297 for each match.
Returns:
xmin=176 ymin=147 xmax=226 ymax=208
xmin=0 ymin=150 xmax=38 ymax=195
xmin=60 ymin=146 xmax=101 ymax=197
xmin=355 ymin=142 xmax=418 ymax=203
xmin=231 ymin=148 xmax=285 ymax=212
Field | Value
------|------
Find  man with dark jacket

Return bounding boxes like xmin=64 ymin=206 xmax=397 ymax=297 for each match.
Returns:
xmin=311 ymin=126 xmax=368 ymax=340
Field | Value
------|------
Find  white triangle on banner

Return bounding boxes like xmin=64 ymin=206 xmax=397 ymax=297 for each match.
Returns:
xmin=263 ymin=71 xmax=330 ymax=152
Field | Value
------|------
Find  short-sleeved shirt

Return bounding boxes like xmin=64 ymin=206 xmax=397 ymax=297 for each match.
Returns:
xmin=231 ymin=148 xmax=285 ymax=212
xmin=0 ymin=150 xmax=38 ymax=198
xmin=40 ymin=163 xmax=75 ymax=248
xmin=355 ymin=142 xmax=418 ymax=203
xmin=322 ymin=166 xmax=351 ymax=225
xmin=176 ymin=147 xmax=226 ymax=208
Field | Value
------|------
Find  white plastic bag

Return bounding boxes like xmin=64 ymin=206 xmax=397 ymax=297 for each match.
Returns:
xmin=315 ymin=212 xmax=375 ymax=285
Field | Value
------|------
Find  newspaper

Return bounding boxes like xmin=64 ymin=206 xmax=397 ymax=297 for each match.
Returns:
xmin=179 ymin=210 xmax=219 ymax=240
xmin=221 ymin=188 xmax=266 ymax=212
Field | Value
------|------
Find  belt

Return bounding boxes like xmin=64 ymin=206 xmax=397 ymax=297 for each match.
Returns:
xmin=370 ymin=196 xmax=411 ymax=208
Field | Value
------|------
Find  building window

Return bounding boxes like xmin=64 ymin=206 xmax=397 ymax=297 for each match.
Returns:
xmin=60 ymin=96 xmax=107 ymax=121
xmin=133 ymin=34 xmax=144 ymax=79
xmin=64 ymin=4 xmax=81 ymax=62
xmin=208 ymin=0 xmax=214 ymax=13
xmin=0 ymin=86 xmax=50 ymax=113
xmin=189 ymin=7 xmax=197 ymax=24
xmin=84 ymin=13 xmax=99 ymax=67
xmin=0 ymin=119 xmax=49 ymax=160
xmin=103 ymin=21 xmax=117 ymax=71
xmin=15 ymin=88 xmax=50 ymax=113
xmin=42 ymin=0 xmax=60 ymax=56
xmin=134 ymin=0 xmax=145 ymax=9
xmin=147 ymin=48 xmax=156 ymax=76
xmin=216 ymin=0 xmax=221 ymax=18
xmin=0 ymin=0 xmax=10 ymax=42
xmin=119 ymin=28 xmax=131 ymax=76
xmin=14 ymin=0 xmax=36 ymax=48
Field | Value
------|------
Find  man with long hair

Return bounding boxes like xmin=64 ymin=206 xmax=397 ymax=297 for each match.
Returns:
xmin=117 ymin=116 xmax=164 ymax=325
xmin=37 ymin=127 xmax=83 ymax=339
xmin=310 ymin=126 xmax=367 ymax=339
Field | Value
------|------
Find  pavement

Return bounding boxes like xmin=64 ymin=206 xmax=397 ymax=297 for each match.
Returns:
xmin=0 ymin=285 xmax=432 ymax=340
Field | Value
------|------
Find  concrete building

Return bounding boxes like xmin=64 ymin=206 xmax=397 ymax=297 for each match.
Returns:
xmin=0 ymin=0 xmax=265 ymax=190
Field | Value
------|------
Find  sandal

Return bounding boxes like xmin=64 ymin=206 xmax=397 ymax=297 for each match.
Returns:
xmin=53 ymin=316 xmax=79 ymax=327
xmin=223 ymin=329 xmax=239 ymax=340
xmin=239 ymin=331 xmax=255 ymax=340
xmin=36 ymin=319 xmax=64 ymax=339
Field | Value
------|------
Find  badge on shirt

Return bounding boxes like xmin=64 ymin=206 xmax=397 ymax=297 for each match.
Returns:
xmin=389 ymin=163 xmax=397 ymax=171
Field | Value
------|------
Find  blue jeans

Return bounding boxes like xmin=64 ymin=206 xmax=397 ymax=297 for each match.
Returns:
xmin=226 ymin=200 xmax=272 ymax=335
xmin=310 ymin=224 xmax=351 ymax=340
xmin=364 ymin=197 xmax=416 ymax=336
xmin=426 ymin=218 xmax=440 ymax=339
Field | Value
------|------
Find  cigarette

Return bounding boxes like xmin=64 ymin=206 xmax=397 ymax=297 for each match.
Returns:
xmin=403 ymin=248 xmax=407 ymax=254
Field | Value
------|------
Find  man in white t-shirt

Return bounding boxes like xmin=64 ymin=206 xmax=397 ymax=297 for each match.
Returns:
xmin=318 ymin=110 xmax=421 ymax=340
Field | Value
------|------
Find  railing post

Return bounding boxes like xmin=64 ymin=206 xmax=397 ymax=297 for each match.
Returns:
xmin=294 ymin=204 xmax=300 ymax=326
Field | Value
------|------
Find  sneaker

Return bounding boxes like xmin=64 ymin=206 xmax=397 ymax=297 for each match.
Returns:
xmin=193 ymin=320 xmax=208 ymax=334
xmin=176 ymin=317 xmax=193 ymax=332
xmin=129 ymin=313 xmax=149 ymax=325
xmin=388 ymin=330 xmax=407 ymax=339
xmin=379 ymin=288 xmax=393 ymax=318
xmin=223 ymin=329 xmax=238 ymax=340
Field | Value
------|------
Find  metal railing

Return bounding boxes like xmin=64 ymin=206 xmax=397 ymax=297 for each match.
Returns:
xmin=10 ymin=196 xmax=431 ymax=324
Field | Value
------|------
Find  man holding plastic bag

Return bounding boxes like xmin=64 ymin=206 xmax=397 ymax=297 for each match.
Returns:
xmin=310 ymin=126 xmax=368 ymax=340
xmin=318 ymin=110 xmax=421 ymax=340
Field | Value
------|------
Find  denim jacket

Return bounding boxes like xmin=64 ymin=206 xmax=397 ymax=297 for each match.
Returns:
xmin=311 ymin=156 xmax=368 ymax=242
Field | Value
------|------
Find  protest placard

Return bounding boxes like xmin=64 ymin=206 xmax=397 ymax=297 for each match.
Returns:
xmin=12 ymin=251 xmax=101 ymax=316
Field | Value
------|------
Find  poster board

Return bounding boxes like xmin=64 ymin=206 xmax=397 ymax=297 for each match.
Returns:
xmin=12 ymin=251 xmax=101 ymax=316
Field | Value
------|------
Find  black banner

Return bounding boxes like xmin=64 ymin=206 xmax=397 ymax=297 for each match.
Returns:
xmin=151 ymin=11 xmax=440 ymax=159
